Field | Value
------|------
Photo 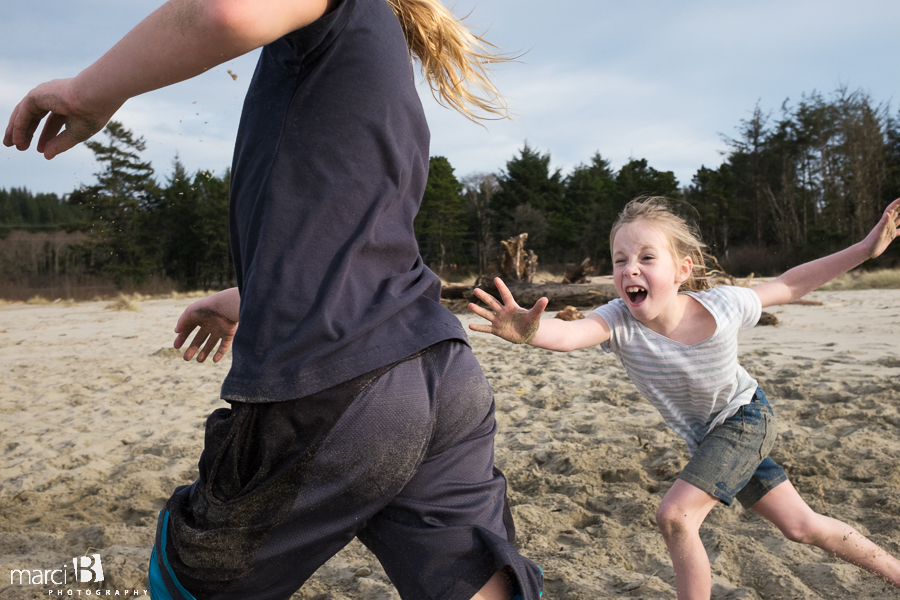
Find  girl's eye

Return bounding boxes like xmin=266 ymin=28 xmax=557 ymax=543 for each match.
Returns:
xmin=642 ymin=255 xmax=654 ymax=261
xmin=614 ymin=259 xmax=625 ymax=265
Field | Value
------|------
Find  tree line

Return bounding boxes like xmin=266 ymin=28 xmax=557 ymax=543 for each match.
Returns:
xmin=1 ymin=122 xmax=232 ymax=296
xmin=419 ymin=88 xmax=900 ymax=277
xmin=2 ymin=87 xmax=899 ymax=297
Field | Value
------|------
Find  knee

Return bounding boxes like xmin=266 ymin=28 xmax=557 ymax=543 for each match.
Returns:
xmin=655 ymin=504 xmax=693 ymax=542
xmin=779 ymin=515 xmax=822 ymax=544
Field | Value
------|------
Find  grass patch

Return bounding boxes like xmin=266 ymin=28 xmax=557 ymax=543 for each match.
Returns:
xmin=25 ymin=295 xmax=51 ymax=305
xmin=820 ymin=269 xmax=900 ymax=290
xmin=167 ymin=290 xmax=214 ymax=300
xmin=533 ymin=270 xmax=563 ymax=284
xmin=105 ymin=293 xmax=143 ymax=312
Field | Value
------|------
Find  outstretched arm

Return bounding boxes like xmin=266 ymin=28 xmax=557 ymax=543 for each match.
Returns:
xmin=4 ymin=0 xmax=334 ymax=158
xmin=753 ymin=198 xmax=900 ymax=308
xmin=174 ymin=287 xmax=240 ymax=363
xmin=468 ymin=278 xmax=611 ymax=352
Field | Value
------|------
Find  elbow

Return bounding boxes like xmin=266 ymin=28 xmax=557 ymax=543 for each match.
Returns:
xmin=195 ymin=0 xmax=267 ymax=46
xmin=767 ymin=277 xmax=798 ymax=306
xmin=201 ymin=0 xmax=328 ymax=47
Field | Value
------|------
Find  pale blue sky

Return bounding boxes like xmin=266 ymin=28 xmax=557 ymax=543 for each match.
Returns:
xmin=2 ymin=0 xmax=899 ymax=196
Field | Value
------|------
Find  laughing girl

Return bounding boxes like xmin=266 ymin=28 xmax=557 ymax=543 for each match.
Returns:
xmin=469 ymin=196 xmax=900 ymax=599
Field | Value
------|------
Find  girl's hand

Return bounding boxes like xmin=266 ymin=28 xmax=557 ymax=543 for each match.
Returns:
xmin=467 ymin=277 xmax=548 ymax=344
xmin=4 ymin=78 xmax=119 ymax=159
xmin=174 ymin=297 xmax=239 ymax=363
xmin=863 ymin=198 xmax=900 ymax=259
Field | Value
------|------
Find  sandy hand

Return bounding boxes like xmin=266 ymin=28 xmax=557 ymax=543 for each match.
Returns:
xmin=4 ymin=78 xmax=117 ymax=159
xmin=467 ymin=277 xmax=548 ymax=344
xmin=174 ymin=302 xmax=238 ymax=363
xmin=863 ymin=198 xmax=900 ymax=259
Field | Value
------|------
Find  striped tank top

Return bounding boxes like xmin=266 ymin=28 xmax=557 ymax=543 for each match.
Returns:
xmin=592 ymin=285 xmax=762 ymax=454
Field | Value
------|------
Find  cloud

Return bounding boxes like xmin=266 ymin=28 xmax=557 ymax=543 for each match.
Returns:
xmin=3 ymin=0 xmax=900 ymax=196
xmin=422 ymin=61 xmax=727 ymax=186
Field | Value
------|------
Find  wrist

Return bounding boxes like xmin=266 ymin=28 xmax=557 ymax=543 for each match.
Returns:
xmin=71 ymin=71 xmax=125 ymax=124
xmin=850 ymin=239 xmax=874 ymax=262
xmin=213 ymin=287 xmax=241 ymax=322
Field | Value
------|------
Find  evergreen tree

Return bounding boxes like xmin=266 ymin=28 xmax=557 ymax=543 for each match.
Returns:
xmin=81 ymin=121 xmax=159 ymax=284
xmin=0 ymin=187 xmax=85 ymax=237
xmin=155 ymin=160 xmax=199 ymax=286
xmin=491 ymin=143 xmax=565 ymax=259
xmin=193 ymin=169 xmax=233 ymax=289
xmin=492 ymin=143 xmax=564 ymax=215
xmin=614 ymin=158 xmax=680 ymax=208
xmin=565 ymin=153 xmax=617 ymax=262
xmin=725 ymin=104 xmax=771 ymax=247
xmin=153 ymin=161 xmax=232 ymax=289
xmin=684 ymin=164 xmax=742 ymax=255
xmin=414 ymin=156 xmax=466 ymax=272
xmin=886 ymin=109 xmax=900 ymax=208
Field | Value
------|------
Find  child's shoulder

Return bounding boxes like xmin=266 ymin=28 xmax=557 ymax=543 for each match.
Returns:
xmin=592 ymin=297 xmax=628 ymax=318
xmin=690 ymin=285 xmax=757 ymax=304
xmin=687 ymin=285 xmax=761 ymax=329
xmin=592 ymin=297 xmax=647 ymax=335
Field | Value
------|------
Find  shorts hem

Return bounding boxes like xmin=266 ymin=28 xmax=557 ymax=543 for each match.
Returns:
xmin=736 ymin=471 xmax=789 ymax=509
xmin=676 ymin=471 xmax=735 ymax=506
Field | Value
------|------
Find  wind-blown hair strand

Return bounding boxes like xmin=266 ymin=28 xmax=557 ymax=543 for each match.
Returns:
xmin=386 ymin=0 xmax=511 ymax=122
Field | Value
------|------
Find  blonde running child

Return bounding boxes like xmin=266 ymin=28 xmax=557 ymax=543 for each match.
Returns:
xmin=5 ymin=0 xmax=543 ymax=598
xmin=468 ymin=196 xmax=900 ymax=599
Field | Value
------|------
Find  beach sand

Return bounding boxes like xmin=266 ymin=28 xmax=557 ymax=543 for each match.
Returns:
xmin=1 ymin=290 xmax=899 ymax=599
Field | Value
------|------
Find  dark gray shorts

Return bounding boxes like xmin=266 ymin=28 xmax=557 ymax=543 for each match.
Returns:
xmin=678 ymin=388 xmax=788 ymax=508
xmin=149 ymin=340 xmax=542 ymax=600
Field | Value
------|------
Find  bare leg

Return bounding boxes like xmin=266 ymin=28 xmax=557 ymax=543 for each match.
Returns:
xmin=471 ymin=569 xmax=512 ymax=600
xmin=656 ymin=479 xmax=721 ymax=600
xmin=753 ymin=480 xmax=900 ymax=587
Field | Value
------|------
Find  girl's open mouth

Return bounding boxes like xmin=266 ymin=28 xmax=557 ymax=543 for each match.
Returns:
xmin=625 ymin=286 xmax=647 ymax=304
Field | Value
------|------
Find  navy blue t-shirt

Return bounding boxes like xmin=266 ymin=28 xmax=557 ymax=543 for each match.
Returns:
xmin=223 ymin=0 xmax=466 ymax=402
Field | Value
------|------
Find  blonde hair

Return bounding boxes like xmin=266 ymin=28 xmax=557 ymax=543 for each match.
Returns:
xmin=610 ymin=196 xmax=710 ymax=292
xmin=386 ymin=0 xmax=510 ymax=121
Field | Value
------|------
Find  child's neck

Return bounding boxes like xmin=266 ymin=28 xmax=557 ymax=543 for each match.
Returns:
xmin=639 ymin=294 xmax=715 ymax=345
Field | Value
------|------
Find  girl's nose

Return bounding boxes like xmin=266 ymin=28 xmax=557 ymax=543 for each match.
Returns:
xmin=625 ymin=260 xmax=640 ymax=276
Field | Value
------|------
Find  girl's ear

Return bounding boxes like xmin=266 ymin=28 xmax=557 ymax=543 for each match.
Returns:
xmin=675 ymin=254 xmax=693 ymax=285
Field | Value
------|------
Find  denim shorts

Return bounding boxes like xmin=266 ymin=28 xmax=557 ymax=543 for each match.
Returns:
xmin=678 ymin=388 xmax=788 ymax=508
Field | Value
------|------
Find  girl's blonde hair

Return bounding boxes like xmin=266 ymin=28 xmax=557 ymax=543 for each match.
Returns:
xmin=610 ymin=196 xmax=710 ymax=292
xmin=386 ymin=0 xmax=510 ymax=122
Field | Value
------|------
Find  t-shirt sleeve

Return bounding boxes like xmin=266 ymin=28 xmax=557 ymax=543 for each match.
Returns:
xmin=591 ymin=299 xmax=626 ymax=353
xmin=716 ymin=285 xmax=762 ymax=330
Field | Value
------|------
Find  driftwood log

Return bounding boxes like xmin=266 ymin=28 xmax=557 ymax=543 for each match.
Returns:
xmin=757 ymin=312 xmax=778 ymax=326
xmin=499 ymin=233 xmax=538 ymax=283
xmin=464 ymin=279 xmax=618 ymax=311
xmin=440 ymin=284 xmax=472 ymax=300
xmin=562 ymin=258 xmax=594 ymax=284
xmin=555 ymin=306 xmax=585 ymax=321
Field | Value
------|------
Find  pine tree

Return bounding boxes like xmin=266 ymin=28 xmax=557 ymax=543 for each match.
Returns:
xmin=155 ymin=159 xmax=198 ymax=286
xmin=614 ymin=158 xmax=680 ymax=208
xmin=81 ymin=121 xmax=158 ymax=284
xmin=565 ymin=153 xmax=617 ymax=262
xmin=491 ymin=143 xmax=565 ymax=259
xmin=414 ymin=156 xmax=467 ymax=273
xmin=886 ymin=109 xmax=900 ymax=208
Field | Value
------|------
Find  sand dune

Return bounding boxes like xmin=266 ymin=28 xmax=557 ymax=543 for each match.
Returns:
xmin=1 ymin=290 xmax=899 ymax=599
